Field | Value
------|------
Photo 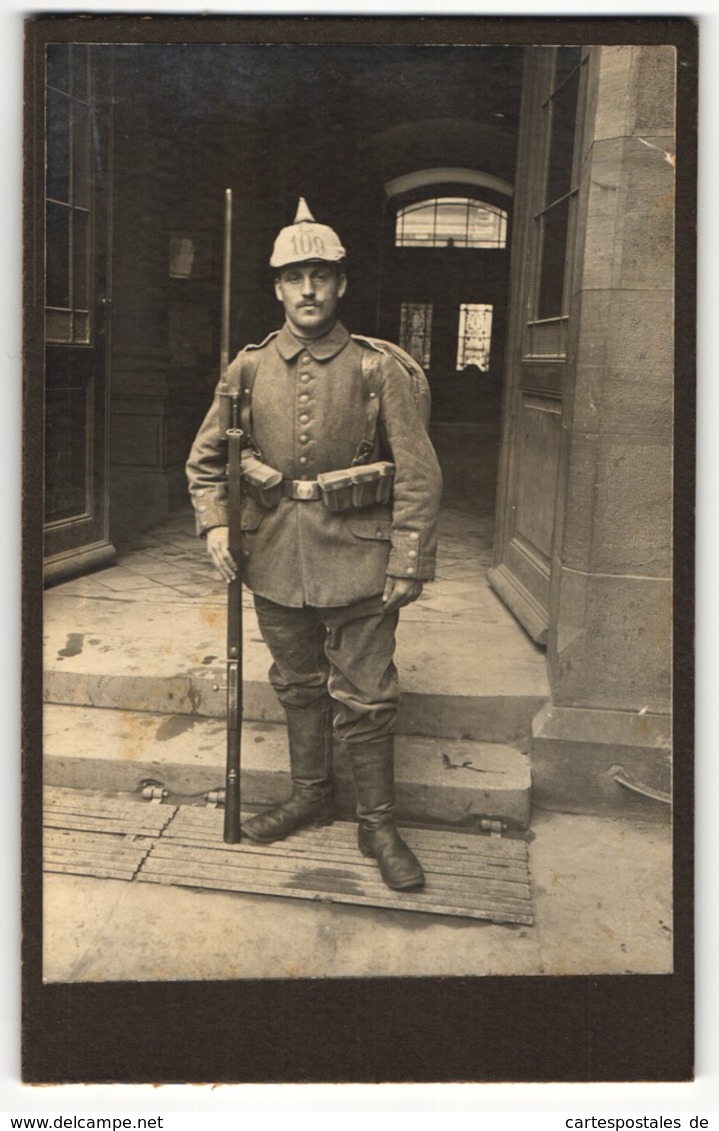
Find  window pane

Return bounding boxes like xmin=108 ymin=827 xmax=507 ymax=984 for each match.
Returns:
xmin=457 ymin=304 xmax=493 ymax=371
xmin=399 ymin=303 xmax=433 ymax=367
xmin=467 ymin=202 xmax=506 ymax=248
xmin=46 ymin=309 xmax=73 ymax=344
xmin=70 ymin=44 xmax=90 ymax=101
xmin=72 ymin=208 xmax=90 ymax=308
xmin=72 ymin=101 xmax=93 ymax=209
xmin=554 ymin=45 xmax=582 ymax=87
xmin=396 ymin=197 xmax=507 ymax=249
xmin=398 ymin=201 xmax=435 ymax=246
xmin=46 ymin=44 xmax=70 ymax=93
xmin=434 ymin=200 xmax=469 ymax=246
xmin=46 ymin=201 xmax=71 ymax=308
xmin=45 ymin=46 xmax=95 ymax=346
xmin=73 ymin=312 xmax=91 ymax=344
xmin=537 ymin=197 xmax=570 ymax=320
xmin=546 ymin=62 xmax=580 ymax=205
xmin=533 ymin=46 xmax=582 ymax=327
xmin=46 ymin=87 xmax=70 ymax=203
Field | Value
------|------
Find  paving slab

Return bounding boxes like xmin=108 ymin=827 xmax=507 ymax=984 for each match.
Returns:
xmin=43 ymin=703 xmax=532 ymax=827
xmin=528 ymin=809 xmax=673 ymax=975
xmin=43 ymin=872 xmax=541 ymax=982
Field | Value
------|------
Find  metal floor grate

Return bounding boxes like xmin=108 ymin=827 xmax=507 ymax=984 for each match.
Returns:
xmin=44 ymin=788 xmax=533 ymax=925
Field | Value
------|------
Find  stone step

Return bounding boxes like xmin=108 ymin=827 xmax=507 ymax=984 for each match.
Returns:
xmin=43 ymin=593 xmax=548 ymax=744
xmin=43 ymin=704 xmax=532 ymax=829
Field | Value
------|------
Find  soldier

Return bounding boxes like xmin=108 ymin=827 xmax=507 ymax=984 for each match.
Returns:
xmin=186 ymin=199 xmax=442 ymax=891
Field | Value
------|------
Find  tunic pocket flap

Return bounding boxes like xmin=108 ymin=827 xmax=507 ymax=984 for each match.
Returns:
xmin=346 ymin=515 xmax=392 ymax=541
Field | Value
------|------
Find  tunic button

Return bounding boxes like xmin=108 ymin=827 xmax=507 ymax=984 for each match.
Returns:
xmin=406 ymin=567 xmax=416 ymax=575
xmin=300 ymin=374 xmax=310 ymax=383
xmin=300 ymin=434 xmax=309 ymax=444
xmin=300 ymin=414 xmax=310 ymax=424
xmin=408 ymin=550 xmax=417 ymax=559
xmin=299 ymin=456 xmax=308 ymax=466
xmin=299 ymin=394 xmax=309 ymax=404
xmin=409 ymin=532 xmax=419 ymax=541
xmin=301 ymin=355 xmax=311 ymax=364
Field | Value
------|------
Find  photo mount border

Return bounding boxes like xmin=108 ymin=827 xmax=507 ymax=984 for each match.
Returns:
xmin=22 ymin=13 xmax=697 ymax=1085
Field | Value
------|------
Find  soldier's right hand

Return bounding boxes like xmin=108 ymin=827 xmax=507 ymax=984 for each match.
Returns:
xmin=206 ymin=526 xmax=237 ymax=583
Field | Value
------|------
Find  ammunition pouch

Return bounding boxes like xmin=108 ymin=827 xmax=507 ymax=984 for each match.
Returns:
xmin=241 ymin=454 xmax=396 ymax=513
xmin=241 ymin=450 xmax=283 ymax=509
xmin=317 ymin=461 xmax=395 ymax=513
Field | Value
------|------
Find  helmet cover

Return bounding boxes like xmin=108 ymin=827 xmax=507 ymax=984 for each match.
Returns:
xmin=270 ymin=198 xmax=346 ymax=268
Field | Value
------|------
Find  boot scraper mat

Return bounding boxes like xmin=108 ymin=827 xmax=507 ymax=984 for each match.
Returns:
xmin=44 ymin=787 xmax=533 ymax=925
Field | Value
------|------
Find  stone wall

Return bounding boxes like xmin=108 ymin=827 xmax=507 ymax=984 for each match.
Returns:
xmin=533 ymin=45 xmax=675 ymax=812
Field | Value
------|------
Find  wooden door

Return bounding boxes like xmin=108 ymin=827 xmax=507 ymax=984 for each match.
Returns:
xmin=43 ymin=44 xmax=115 ymax=583
xmin=489 ymin=47 xmax=586 ymax=643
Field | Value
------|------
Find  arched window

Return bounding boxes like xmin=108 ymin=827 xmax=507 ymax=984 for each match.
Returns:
xmin=395 ymin=197 xmax=507 ymax=249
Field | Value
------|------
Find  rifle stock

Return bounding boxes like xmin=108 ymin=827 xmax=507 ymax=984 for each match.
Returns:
xmin=220 ymin=188 xmax=243 ymax=845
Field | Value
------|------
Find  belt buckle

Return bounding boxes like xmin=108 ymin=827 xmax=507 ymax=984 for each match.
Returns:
xmin=295 ymin=480 xmax=315 ymax=500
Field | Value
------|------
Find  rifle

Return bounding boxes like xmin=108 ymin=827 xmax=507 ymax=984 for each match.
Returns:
xmin=219 ymin=188 xmax=243 ymax=844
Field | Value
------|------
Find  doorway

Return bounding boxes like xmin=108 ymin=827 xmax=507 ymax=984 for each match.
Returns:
xmin=376 ymin=179 xmax=511 ymax=517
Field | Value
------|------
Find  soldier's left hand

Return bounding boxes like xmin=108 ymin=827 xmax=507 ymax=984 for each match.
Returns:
xmin=382 ymin=576 xmax=424 ymax=613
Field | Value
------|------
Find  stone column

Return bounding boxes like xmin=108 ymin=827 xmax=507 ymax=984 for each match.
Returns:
xmin=532 ymin=45 xmax=676 ymax=812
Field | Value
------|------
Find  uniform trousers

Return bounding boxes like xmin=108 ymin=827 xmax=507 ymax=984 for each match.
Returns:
xmin=253 ymin=592 xmax=400 ymax=744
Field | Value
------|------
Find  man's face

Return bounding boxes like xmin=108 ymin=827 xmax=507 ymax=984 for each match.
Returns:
xmin=275 ymin=262 xmax=347 ymax=338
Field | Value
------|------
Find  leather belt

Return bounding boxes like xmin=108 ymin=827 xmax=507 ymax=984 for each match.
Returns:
xmin=281 ymin=478 xmax=321 ymax=501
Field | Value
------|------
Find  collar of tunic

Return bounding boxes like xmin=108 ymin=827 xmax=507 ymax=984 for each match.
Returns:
xmin=275 ymin=320 xmax=351 ymax=362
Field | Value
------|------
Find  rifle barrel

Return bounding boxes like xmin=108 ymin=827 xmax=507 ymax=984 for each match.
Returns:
xmin=220 ymin=188 xmax=232 ymax=379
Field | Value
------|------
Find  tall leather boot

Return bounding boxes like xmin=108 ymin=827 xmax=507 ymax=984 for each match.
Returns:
xmin=242 ymin=699 xmax=334 ymax=843
xmin=348 ymin=736 xmax=425 ymax=891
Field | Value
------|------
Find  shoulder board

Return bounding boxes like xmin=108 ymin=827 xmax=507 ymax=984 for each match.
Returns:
xmin=244 ymin=330 xmax=280 ymax=352
xmin=353 ymin=335 xmax=423 ymax=376
xmin=351 ymin=334 xmax=389 ymax=356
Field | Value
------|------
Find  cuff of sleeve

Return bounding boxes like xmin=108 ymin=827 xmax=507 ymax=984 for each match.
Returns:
xmin=191 ymin=491 xmax=229 ymax=536
xmin=387 ymin=528 xmax=434 ymax=580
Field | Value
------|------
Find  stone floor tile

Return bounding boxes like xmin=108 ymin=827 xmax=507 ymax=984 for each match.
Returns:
xmin=92 ymin=570 xmax=166 ymax=593
xmin=168 ymin=584 xmax=221 ymax=598
xmin=117 ymin=552 xmax=194 ymax=579
xmin=134 ymin=543 xmax=197 ymax=561
xmin=49 ymin=576 xmax=121 ymax=599
xmin=43 ymin=874 xmax=133 ymax=982
xmin=530 ymin=811 xmax=672 ymax=975
xmin=131 ymin=569 xmax=197 ymax=587
xmin=130 ymin=537 xmax=164 ymax=549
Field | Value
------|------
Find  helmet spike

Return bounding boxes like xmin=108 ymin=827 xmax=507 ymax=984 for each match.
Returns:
xmin=294 ymin=197 xmax=315 ymax=223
